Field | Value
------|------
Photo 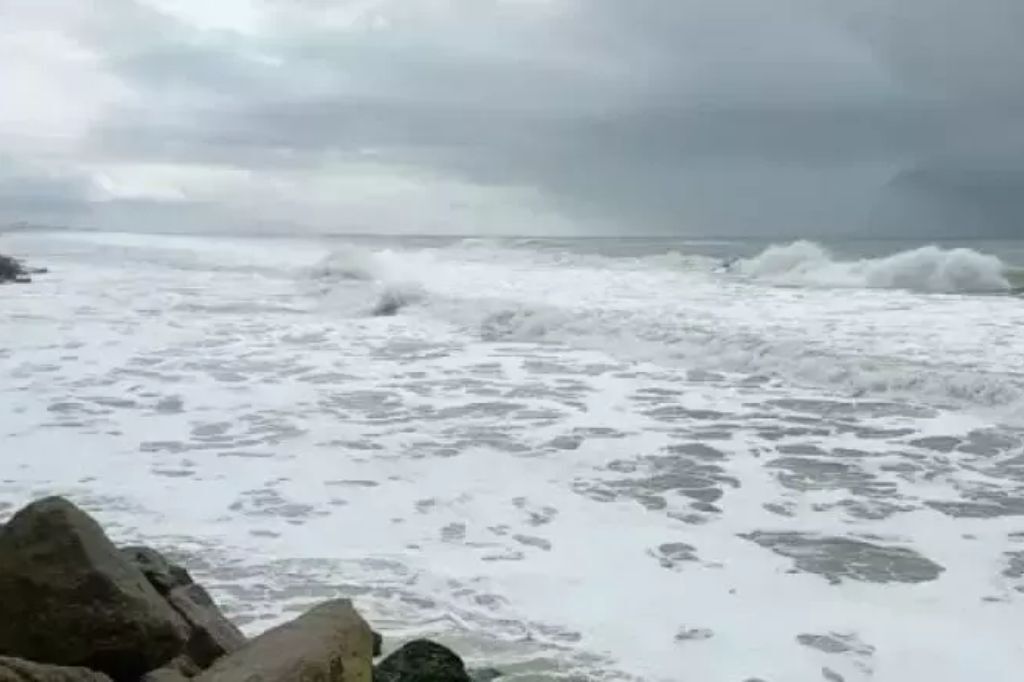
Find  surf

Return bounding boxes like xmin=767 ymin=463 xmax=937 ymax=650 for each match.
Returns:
xmin=732 ymin=241 xmax=1012 ymax=294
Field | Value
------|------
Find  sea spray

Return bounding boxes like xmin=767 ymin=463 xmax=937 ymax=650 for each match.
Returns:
xmin=736 ymin=241 xmax=1011 ymax=293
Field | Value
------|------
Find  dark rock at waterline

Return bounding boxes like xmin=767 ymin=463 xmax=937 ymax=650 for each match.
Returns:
xmin=0 ymin=254 xmax=25 ymax=283
xmin=0 ymin=497 xmax=189 ymax=680
xmin=168 ymin=584 xmax=247 ymax=669
xmin=122 ymin=547 xmax=246 ymax=669
xmin=0 ymin=657 xmax=113 ymax=682
xmin=0 ymin=496 xmax=487 ymax=682
xmin=374 ymin=640 xmax=471 ymax=682
xmin=0 ymin=255 xmax=43 ymax=283
xmin=195 ymin=600 xmax=373 ymax=682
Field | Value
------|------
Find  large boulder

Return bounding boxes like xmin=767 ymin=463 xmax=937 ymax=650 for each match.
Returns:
xmin=0 ymin=498 xmax=189 ymax=680
xmin=195 ymin=600 xmax=373 ymax=682
xmin=0 ymin=657 xmax=112 ymax=682
xmin=122 ymin=547 xmax=246 ymax=669
xmin=374 ymin=640 xmax=471 ymax=682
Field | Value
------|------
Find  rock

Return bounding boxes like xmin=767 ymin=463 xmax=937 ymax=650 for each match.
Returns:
xmin=167 ymin=584 xmax=247 ymax=668
xmin=140 ymin=669 xmax=189 ymax=682
xmin=0 ymin=254 xmax=25 ymax=283
xmin=195 ymin=600 xmax=373 ymax=682
xmin=121 ymin=547 xmax=192 ymax=595
xmin=372 ymin=632 xmax=383 ymax=658
xmin=122 ymin=546 xmax=246 ymax=669
xmin=0 ymin=657 xmax=112 ymax=682
xmin=123 ymin=547 xmax=245 ymax=668
xmin=374 ymin=640 xmax=470 ymax=682
xmin=0 ymin=255 xmax=39 ymax=284
xmin=0 ymin=498 xmax=189 ymax=681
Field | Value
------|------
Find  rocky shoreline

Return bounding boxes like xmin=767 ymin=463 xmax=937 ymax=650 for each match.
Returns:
xmin=0 ymin=253 xmax=45 ymax=284
xmin=0 ymin=497 xmax=498 ymax=682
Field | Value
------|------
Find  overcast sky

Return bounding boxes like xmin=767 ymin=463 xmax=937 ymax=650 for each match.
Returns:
xmin=2 ymin=0 xmax=1022 ymax=236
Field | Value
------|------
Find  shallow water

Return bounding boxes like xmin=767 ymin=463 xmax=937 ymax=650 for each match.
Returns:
xmin=2 ymin=230 xmax=1024 ymax=681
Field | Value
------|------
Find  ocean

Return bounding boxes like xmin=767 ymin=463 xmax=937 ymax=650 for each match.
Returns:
xmin=2 ymin=229 xmax=1024 ymax=681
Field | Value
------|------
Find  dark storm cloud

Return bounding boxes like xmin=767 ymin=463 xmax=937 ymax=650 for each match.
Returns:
xmin=10 ymin=0 xmax=1024 ymax=235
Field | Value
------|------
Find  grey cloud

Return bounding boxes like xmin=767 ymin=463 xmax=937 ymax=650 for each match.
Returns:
xmin=17 ymin=0 xmax=1024 ymax=235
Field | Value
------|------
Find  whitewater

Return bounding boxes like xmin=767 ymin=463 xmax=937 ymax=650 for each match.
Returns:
xmin=3 ymin=230 xmax=1024 ymax=682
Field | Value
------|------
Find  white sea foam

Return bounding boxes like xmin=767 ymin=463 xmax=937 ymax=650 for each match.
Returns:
xmin=736 ymin=240 xmax=1012 ymax=293
xmin=4 ymin=231 xmax=1024 ymax=682
xmin=308 ymin=247 xmax=380 ymax=282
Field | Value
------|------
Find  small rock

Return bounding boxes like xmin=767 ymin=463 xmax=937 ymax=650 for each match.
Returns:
xmin=0 ymin=657 xmax=112 ymax=682
xmin=372 ymin=632 xmax=383 ymax=658
xmin=375 ymin=640 xmax=470 ymax=682
xmin=0 ymin=498 xmax=188 ymax=680
xmin=0 ymin=254 xmax=24 ymax=283
xmin=195 ymin=600 xmax=372 ymax=682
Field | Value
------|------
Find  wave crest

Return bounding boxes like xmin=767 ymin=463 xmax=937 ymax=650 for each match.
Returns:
xmin=736 ymin=241 xmax=1011 ymax=294
xmin=308 ymin=248 xmax=379 ymax=282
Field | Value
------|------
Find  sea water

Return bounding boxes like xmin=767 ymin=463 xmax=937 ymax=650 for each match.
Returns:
xmin=2 ymin=229 xmax=1024 ymax=681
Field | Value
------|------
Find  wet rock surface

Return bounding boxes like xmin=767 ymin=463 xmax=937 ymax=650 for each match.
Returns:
xmin=0 ymin=497 xmax=487 ymax=682
xmin=123 ymin=545 xmax=247 ymax=669
xmin=375 ymin=640 xmax=471 ymax=682
xmin=0 ymin=254 xmax=44 ymax=284
xmin=195 ymin=600 xmax=373 ymax=682
xmin=0 ymin=658 xmax=112 ymax=682
xmin=0 ymin=498 xmax=189 ymax=680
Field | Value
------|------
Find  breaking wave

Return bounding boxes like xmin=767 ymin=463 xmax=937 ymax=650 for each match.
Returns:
xmin=735 ymin=241 xmax=1012 ymax=294
xmin=371 ymin=283 xmax=426 ymax=317
xmin=464 ymin=299 xmax=1024 ymax=418
xmin=307 ymin=248 xmax=380 ymax=282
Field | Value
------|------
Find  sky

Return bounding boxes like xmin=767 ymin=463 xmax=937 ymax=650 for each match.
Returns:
xmin=1 ymin=0 xmax=1022 ymax=237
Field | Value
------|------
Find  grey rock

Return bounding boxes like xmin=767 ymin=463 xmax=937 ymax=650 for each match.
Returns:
xmin=0 ymin=658 xmax=112 ymax=682
xmin=0 ymin=498 xmax=189 ymax=681
xmin=195 ymin=600 xmax=372 ymax=682
xmin=123 ymin=547 xmax=246 ymax=669
xmin=167 ymin=584 xmax=246 ymax=668
xmin=375 ymin=640 xmax=470 ymax=682
xmin=121 ymin=547 xmax=192 ymax=595
xmin=140 ymin=670 xmax=188 ymax=682
xmin=0 ymin=255 xmax=25 ymax=283
xmin=162 ymin=656 xmax=201 ymax=679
